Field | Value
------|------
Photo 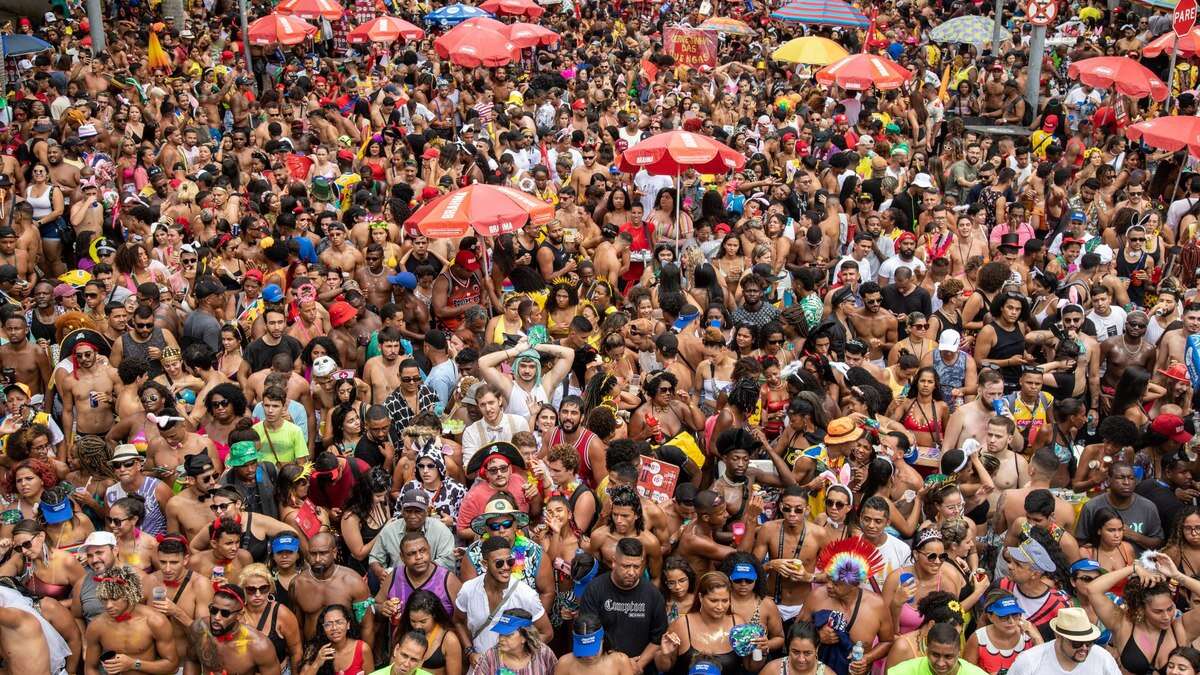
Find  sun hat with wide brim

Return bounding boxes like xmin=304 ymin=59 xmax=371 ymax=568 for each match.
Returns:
xmin=823 ymin=416 xmax=863 ymax=445
xmin=1049 ymin=606 xmax=1101 ymax=642
xmin=464 ymin=440 xmax=527 ymax=477
xmin=470 ymin=494 xmax=531 ymax=535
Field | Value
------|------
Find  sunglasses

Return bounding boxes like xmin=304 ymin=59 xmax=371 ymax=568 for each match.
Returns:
xmin=134 ymin=322 xmax=155 ymax=329
xmin=487 ymin=519 xmax=515 ymax=531
xmin=486 ymin=465 xmax=510 ymax=475
xmin=210 ymin=399 xmax=230 ymax=408
xmin=922 ymin=551 xmax=950 ymax=563
xmin=779 ymin=505 xmax=804 ymax=514
xmin=208 ymin=606 xmax=239 ymax=618
xmin=400 ymin=376 xmax=422 ymax=384
xmin=1067 ymin=639 xmax=1094 ymax=650
xmin=84 ymin=292 xmax=99 ymax=298
xmin=244 ymin=584 xmax=271 ymax=596
xmin=825 ymin=500 xmax=848 ymax=509
xmin=108 ymin=515 xmax=134 ymax=527
xmin=910 ymin=323 xmax=928 ymax=330
xmin=417 ymin=462 xmax=438 ymax=470
xmin=111 ymin=459 xmax=139 ymax=470
xmin=16 ymin=539 xmax=36 ymax=551
xmin=492 ymin=556 xmax=516 ymax=568
xmin=209 ymin=502 xmax=235 ymax=512
xmin=657 ymin=386 xmax=675 ymax=394
xmin=767 ymin=338 xmax=785 ymax=345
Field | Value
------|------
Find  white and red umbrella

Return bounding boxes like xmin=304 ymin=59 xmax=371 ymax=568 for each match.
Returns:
xmin=347 ymin=16 xmax=425 ymax=44
xmin=479 ymin=0 xmax=545 ymax=18
xmin=405 ymin=184 xmax=555 ymax=238
xmin=815 ymin=53 xmax=912 ymax=91
xmin=1068 ymin=56 xmax=1168 ymax=101
xmin=504 ymin=22 xmax=559 ymax=48
xmin=434 ymin=25 xmax=519 ymax=67
xmin=276 ymin=0 xmax=345 ymax=21
xmin=246 ymin=13 xmax=318 ymax=46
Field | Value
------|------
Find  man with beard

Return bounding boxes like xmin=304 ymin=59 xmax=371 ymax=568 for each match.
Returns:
xmin=1100 ymin=311 xmax=1155 ymax=414
xmin=579 ymin=537 xmax=668 ymax=672
xmin=46 ymin=142 xmax=81 ymax=193
xmin=382 ymin=358 xmax=439 ymax=436
xmin=241 ymin=306 xmax=303 ymax=378
xmin=60 ymin=337 xmax=121 ymax=462
xmin=166 ymin=452 xmax=221 ymax=540
xmin=187 ymin=584 xmax=281 ymax=674
xmin=370 ymin=492 xmax=459 ymax=576
xmin=948 ymin=143 xmax=982 ymax=204
xmin=943 ymin=369 xmax=1008 ymax=452
xmin=478 ymin=336 xmax=575 ymax=419
xmin=0 ymin=307 xmax=50 ymax=396
xmin=849 ymin=282 xmax=898 ymax=367
xmin=749 ymin=486 xmax=831 ymax=624
xmin=876 ymin=232 xmax=926 ymax=286
xmin=536 ymin=219 xmax=577 ymax=282
xmin=147 ymin=534 xmax=214 ymax=667
xmin=111 ymin=304 xmax=177 ymax=378
xmin=1159 ymin=302 xmax=1200 ymax=378
xmin=542 ymin=396 xmax=606 ymax=488
xmin=677 ymin=490 xmax=748 ymax=573
xmin=84 ymin=564 xmax=179 ymax=675
xmin=364 ymin=329 xmax=405 ymax=405
xmin=289 ymin=532 xmax=375 ymax=646
xmin=1005 ymin=607 xmax=1119 ymax=675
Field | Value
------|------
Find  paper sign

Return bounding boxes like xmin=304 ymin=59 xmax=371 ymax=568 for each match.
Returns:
xmin=637 ymin=454 xmax=680 ymax=504
xmin=664 ymin=27 xmax=718 ymax=70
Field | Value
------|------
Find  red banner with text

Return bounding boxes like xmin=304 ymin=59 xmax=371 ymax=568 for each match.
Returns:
xmin=664 ymin=26 xmax=718 ymax=70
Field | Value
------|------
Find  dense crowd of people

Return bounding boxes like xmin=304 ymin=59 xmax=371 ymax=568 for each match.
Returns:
xmin=6 ymin=0 xmax=1200 ymax=674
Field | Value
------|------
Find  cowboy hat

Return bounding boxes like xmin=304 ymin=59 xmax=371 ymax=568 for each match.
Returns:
xmin=464 ymin=440 xmax=526 ymax=477
xmin=1049 ymin=607 xmax=1101 ymax=642
xmin=824 ymin=417 xmax=863 ymax=445
xmin=470 ymin=493 xmax=531 ymax=535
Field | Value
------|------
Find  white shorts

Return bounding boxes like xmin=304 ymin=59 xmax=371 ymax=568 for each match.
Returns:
xmin=778 ymin=603 xmax=803 ymax=621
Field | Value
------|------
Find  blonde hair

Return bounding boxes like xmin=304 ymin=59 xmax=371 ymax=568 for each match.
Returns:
xmin=238 ymin=562 xmax=273 ymax=587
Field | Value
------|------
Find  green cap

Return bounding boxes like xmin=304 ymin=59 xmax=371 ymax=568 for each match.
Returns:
xmin=227 ymin=441 xmax=258 ymax=468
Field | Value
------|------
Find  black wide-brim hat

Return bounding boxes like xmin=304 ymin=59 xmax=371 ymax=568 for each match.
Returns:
xmin=465 ymin=440 xmax=526 ymax=477
xmin=59 ymin=328 xmax=111 ymax=359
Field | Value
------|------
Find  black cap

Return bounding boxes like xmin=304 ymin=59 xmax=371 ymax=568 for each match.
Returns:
xmin=0 ymin=265 xmax=16 ymax=282
xmin=193 ymin=278 xmax=225 ymax=300
xmin=424 ymin=329 xmax=448 ymax=351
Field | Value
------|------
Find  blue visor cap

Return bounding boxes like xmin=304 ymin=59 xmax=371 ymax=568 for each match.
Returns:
xmin=573 ymin=628 xmax=604 ymax=657
xmin=730 ymin=562 xmax=758 ymax=582
xmin=491 ymin=613 xmax=534 ymax=635
xmin=985 ymin=595 xmax=1023 ymax=617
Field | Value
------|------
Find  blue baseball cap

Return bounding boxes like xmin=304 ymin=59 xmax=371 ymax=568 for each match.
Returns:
xmin=985 ymin=595 xmax=1023 ymax=617
xmin=271 ymin=533 xmax=300 ymax=554
xmin=573 ymin=559 xmax=600 ymax=598
xmin=388 ymin=271 xmax=417 ymax=290
xmin=730 ymin=563 xmax=758 ymax=582
xmin=40 ymin=497 xmax=73 ymax=524
xmin=1070 ymin=559 xmax=1103 ymax=575
xmin=491 ymin=612 xmax=533 ymax=635
xmin=262 ymin=284 xmax=284 ymax=303
xmin=1070 ymin=209 xmax=1086 ymax=222
xmin=689 ymin=662 xmax=721 ymax=675
xmin=573 ymin=628 xmax=604 ymax=658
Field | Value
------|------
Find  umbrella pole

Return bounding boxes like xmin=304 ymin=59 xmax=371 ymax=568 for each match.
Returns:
xmin=1171 ymin=150 xmax=1187 ymax=204
xmin=675 ymin=169 xmax=681 ymax=260
xmin=1167 ymin=40 xmax=1180 ymax=115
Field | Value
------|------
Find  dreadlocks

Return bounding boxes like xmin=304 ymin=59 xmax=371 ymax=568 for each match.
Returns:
xmin=95 ymin=565 xmax=144 ymax=607
xmin=74 ymin=434 xmax=114 ymax=479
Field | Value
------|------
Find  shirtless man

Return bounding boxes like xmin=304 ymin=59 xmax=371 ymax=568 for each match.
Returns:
xmin=83 ymin=566 xmax=179 ymax=675
xmin=942 ymin=369 xmax=1013 ymax=453
xmin=363 ymin=328 xmax=404 ymax=404
xmin=318 ymin=223 xmax=364 ymax=277
xmin=146 ymin=535 xmax=214 ymax=667
xmin=0 ymin=309 xmax=51 ymax=397
xmin=1001 ymin=488 xmax=1082 ymax=569
xmin=1100 ymin=311 xmax=1156 ymax=414
xmin=47 ymin=143 xmax=81 ymax=195
xmin=985 ymin=416 xmax=1029 ymax=500
xmin=246 ymin=359 xmax=311 ymax=409
xmin=593 ymin=227 xmax=632 ymax=287
xmin=749 ymin=486 xmax=830 ymax=623
xmin=328 ymin=301 xmax=365 ymax=373
xmin=0 ymin=606 xmax=51 ymax=675
xmin=356 ymin=244 xmax=395 ymax=311
xmin=603 ymin=460 xmax=671 ymax=549
xmin=60 ymin=338 xmax=121 ymax=462
xmin=798 ymin=570 xmax=894 ymax=675
xmin=979 ymin=63 xmax=1007 ymax=118
xmin=992 ymin=447 xmax=1078 ymax=538
xmin=187 ymin=585 xmax=281 ymax=675
xmin=287 ymin=300 xmax=328 ymax=347
xmin=677 ymin=490 xmax=759 ymax=573
xmin=587 ymin=486 xmax=663 ymax=578
xmin=1154 ymin=301 xmax=1200 ymax=376
xmin=166 ymin=453 xmax=220 ymax=540
xmin=848 ymin=282 xmax=898 ymax=366
xmin=189 ymin=519 xmax=253 ymax=583
xmin=947 ymin=215 xmax=990 ymax=277
xmin=289 ymin=533 xmax=375 ymax=646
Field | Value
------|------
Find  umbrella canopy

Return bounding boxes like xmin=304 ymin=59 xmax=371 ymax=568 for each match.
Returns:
xmin=434 ymin=25 xmax=519 ymax=67
xmin=276 ymin=0 xmax=344 ymax=21
xmin=246 ymin=14 xmax=318 ymax=46
xmin=815 ymin=53 xmax=913 ymax=91
xmin=771 ymin=0 xmax=869 ymax=27
xmin=458 ymin=16 xmax=508 ymax=30
xmin=405 ymin=184 xmax=555 ymax=238
xmin=347 ymin=16 xmax=425 ymax=44
xmin=617 ymin=130 xmax=746 ymax=175
xmin=1143 ymin=27 xmax=1200 ymax=58
xmin=504 ymin=22 xmax=560 ymax=47
xmin=480 ymin=0 xmax=545 ymax=17
xmin=771 ymin=36 xmax=849 ymax=64
xmin=698 ymin=17 xmax=757 ymax=36
xmin=0 ymin=34 xmax=53 ymax=57
xmin=1068 ymin=56 xmax=1168 ymax=101
xmin=928 ymin=15 xmax=1010 ymax=45
xmin=424 ymin=4 xmax=492 ymax=26
xmin=1126 ymin=116 xmax=1200 ymax=156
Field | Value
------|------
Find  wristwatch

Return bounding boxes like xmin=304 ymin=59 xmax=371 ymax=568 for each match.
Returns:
xmin=134 ymin=660 xmax=142 ymax=671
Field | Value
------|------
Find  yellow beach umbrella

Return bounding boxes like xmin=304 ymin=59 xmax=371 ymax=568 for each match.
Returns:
xmin=771 ymin=36 xmax=850 ymax=65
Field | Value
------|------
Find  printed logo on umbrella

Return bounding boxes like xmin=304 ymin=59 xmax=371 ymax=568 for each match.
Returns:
xmin=438 ymin=192 xmax=468 ymax=220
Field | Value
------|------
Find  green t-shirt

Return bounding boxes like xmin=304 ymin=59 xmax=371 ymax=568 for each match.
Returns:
xmin=368 ymin=667 xmax=433 ymax=675
xmin=887 ymin=658 xmax=987 ymax=675
xmin=253 ymin=420 xmax=310 ymax=464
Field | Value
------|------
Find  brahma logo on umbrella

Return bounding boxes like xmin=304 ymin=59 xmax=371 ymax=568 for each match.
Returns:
xmin=438 ymin=192 xmax=468 ymax=220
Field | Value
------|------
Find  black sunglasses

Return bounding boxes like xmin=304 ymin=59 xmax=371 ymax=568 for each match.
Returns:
xmin=208 ymin=606 xmax=239 ymax=618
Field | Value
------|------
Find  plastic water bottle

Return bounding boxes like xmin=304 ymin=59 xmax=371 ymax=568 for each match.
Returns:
xmin=850 ymin=641 xmax=865 ymax=663
xmin=1086 ymin=411 xmax=1098 ymax=437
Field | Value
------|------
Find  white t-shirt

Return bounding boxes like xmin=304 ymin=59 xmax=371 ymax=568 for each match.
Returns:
xmin=456 ymin=576 xmax=545 ymax=653
xmin=1006 ymin=640 xmax=1121 ymax=675
xmin=876 ymin=256 xmax=927 ymax=285
xmin=1087 ymin=306 xmax=1127 ymax=341
xmin=634 ymin=171 xmax=674 ymax=214
xmin=835 ymin=255 xmax=875 ymax=282
xmin=864 ymin=534 xmax=911 ymax=591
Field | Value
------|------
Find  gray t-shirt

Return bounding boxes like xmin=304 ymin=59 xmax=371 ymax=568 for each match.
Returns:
xmin=182 ymin=309 xmax=222 ymax=352
xmin=1074 ymin=492 xmax=1163 ymax=553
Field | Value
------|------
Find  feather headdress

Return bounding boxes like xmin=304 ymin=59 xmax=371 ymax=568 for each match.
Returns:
xmin=816 ymin=536 xmax=884 ymax=586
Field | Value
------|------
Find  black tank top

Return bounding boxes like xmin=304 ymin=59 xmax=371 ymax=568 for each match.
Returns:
xmin=240 ymin=512 xmax=270 ymax=562
xmin=1114 ymin=247 xmax=1156 ymax=308
xmin=121 ymin=329 xmax=168 ymax=377
xmin=29 ymin=311 xmax=55 ymax=344
xmin=990 ymin=322 xmax=1025 ymax=390
xmin=255 ymin=601 xmax=291 ymax=664
xmin=537 ymin=241 xmax=569 ymax=281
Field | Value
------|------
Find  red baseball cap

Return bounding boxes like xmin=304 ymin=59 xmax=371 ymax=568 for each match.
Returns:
xmin=455 ymin=249 xmax=481 ymax=272
xmin=1150 ymin=414 xmax=1193 ymax=443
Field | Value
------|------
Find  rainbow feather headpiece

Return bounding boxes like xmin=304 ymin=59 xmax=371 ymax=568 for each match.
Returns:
xmin=816 ymin=536 xmax=885 ymax=586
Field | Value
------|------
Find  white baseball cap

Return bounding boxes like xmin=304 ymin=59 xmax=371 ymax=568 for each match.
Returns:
xmin=911 ymin=173 xmax=934 ymax=190
xmin=82 ymin=531 xmax=117 ymax=548
xmin=1093 ymin=244 xmax=1114 ymax=265
xmin=938 ymin=329 xmax=961 ymax=353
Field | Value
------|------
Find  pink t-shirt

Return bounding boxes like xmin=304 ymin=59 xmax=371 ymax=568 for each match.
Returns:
xmin=455 ymin=475 xmax=532 ymax=532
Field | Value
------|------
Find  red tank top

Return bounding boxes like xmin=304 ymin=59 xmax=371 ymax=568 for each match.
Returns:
xmin=551 ymin=427 xmax=597 ymax=487
xmin=437 ymin=269 xmax=481 ymax=331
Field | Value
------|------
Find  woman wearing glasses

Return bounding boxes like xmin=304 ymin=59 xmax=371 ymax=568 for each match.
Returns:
xmin=239 ymin=562 xmax=304 ymax=672
xmin=882 ymin=528 xmax=964 ymax=636
xmin=1164 ymin=506 xmax=1200 ymax=610
xmin=9 ymin=517 xmax=86 ymax=601
xmin=299 ymin=604 xmax=374 ymax=675
xmin=107 ymin=495 xmax=161 ymax=573
xmin=888 ymin=313 xmax=938 ymax=366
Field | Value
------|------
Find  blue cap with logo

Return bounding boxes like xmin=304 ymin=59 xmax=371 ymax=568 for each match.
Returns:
xmin=1070 ymin=559 xmax=1103 ymax=574
xmin=985 ymin=595 xmax=1023 ymax=617
xmin=491 ymin=612 xmax=534 ymax=636
xmin=271 ymin=533 xmax=300 ymax=554
xmin=689 ymin=662 xmax=721 ymax=675
xmin=573 ymin=627 xmax=604 ymax=658
xmin=730 ymin=562 xmax=758 ymax=582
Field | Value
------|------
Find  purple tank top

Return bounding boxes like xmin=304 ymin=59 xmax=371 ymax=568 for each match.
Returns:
xmin=388 ymin=565 xmax=453 ymax=616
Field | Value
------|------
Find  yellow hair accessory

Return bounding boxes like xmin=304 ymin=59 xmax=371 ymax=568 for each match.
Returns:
xmin=297 ymin=462 xmax=313 ymax=481
xmin=948 ymin=600 xmax=962 ymax=613
xmin=259 ymin=236 xmax=275 ymax=249
xmin=550 ymin=276 xmax=572 ymax=287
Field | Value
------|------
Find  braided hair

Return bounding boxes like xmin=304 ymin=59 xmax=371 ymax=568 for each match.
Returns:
xmin=74 ymin=434 xmax=114 ymax=479
xmin=1022 ymin=525 xmax=1073 ymax=592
